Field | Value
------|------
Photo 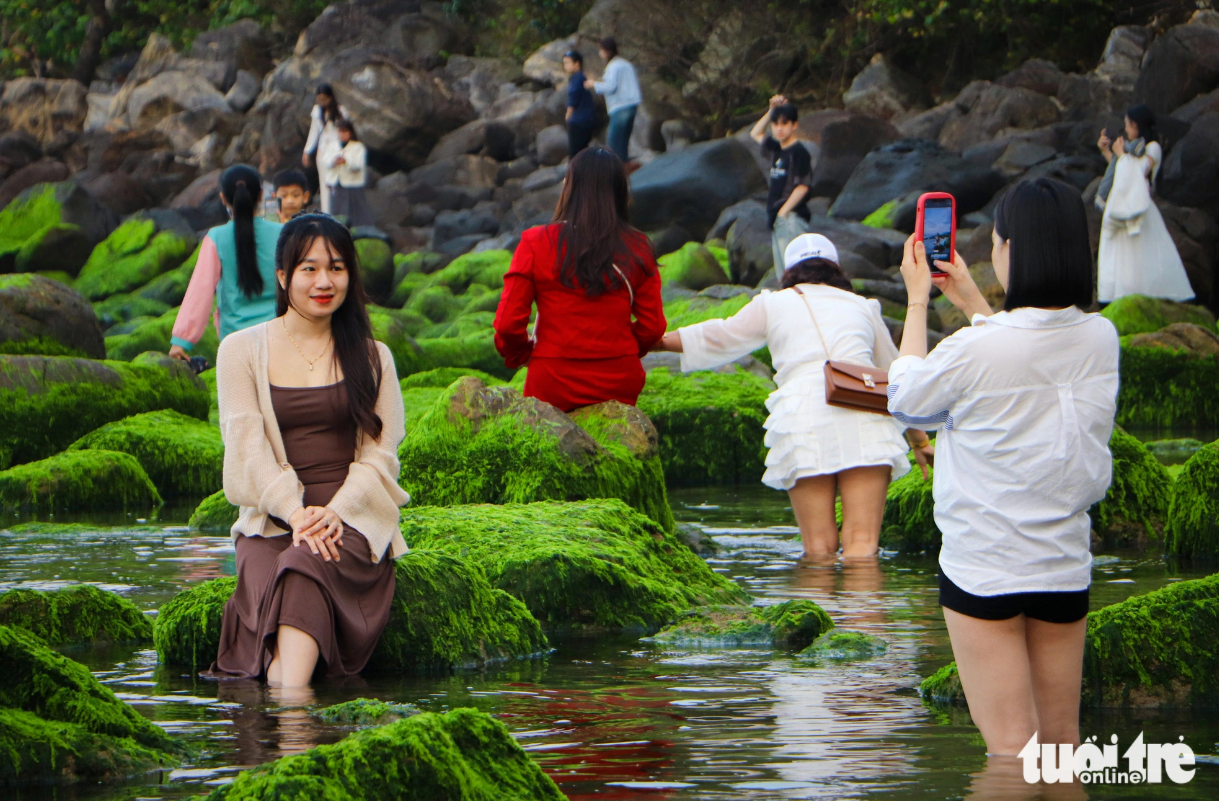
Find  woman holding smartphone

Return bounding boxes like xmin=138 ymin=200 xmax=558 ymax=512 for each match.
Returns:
xmin=889 ymin=178 xmax=1119 ymax=756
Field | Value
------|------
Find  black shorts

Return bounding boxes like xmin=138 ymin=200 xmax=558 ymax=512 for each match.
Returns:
xmin=939 ymin=573 xmax=1089 ymax=624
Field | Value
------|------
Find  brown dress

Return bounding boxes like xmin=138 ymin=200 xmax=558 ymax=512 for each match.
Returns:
xmin=209 ymin=381 xmax=395 ymax=680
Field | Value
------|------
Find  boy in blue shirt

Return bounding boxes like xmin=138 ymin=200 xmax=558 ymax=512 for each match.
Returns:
xmin=564 ymin=50 xmax=597 ymax=158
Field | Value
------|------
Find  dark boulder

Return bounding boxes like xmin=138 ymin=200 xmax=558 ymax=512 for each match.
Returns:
xmin=842 ymin=54 xmax=932 ymax=121
xmin=433 ymin=208 xmax=500 ymax=248
xmin=0 ymin=131 xmax=43 ymax=181
xmin=630 ymin=138 xmax=766 ymax=241
xmin=1159 ymin=112 xmax=1219 ymax=210
xmin=83 ymin=170 xmax=151 ymax=217
xmin=939 ymin=83 xmax=1060 ymax=152
xmin=0 ymin=274 xmax=106 ymax=358
xmin=189 ymin=19 xmax=272 ymax=81
xmin=722 ymin=200 xmax=773 ymax=286
xmin=1133 ymin=22 xmax=1219 ymax=116
xmin=997 ymin=59 xmax=1065 ymax=97
xmin=0 ymin=158 xmax=70 ymax=209
xmin=0 ymin=181 xmax=116 ymax=276
xmin=808 ymin=115 xmax=899 ymax=200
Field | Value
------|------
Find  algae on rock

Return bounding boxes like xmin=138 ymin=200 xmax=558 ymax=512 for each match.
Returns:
xmin=69 ymin=409 xmax=223 ymax=497
xmin=0 ymin=585 xmax=151 ymax=647
xmin=153 ymin=576 xmax=236 ymax=671
xmin=1100 ymin=294 xmax=1215 ymax=336
xmin=0 ymin=449 xmax=161 ymax=511
xmin=1089 ymin=427 xmax=1171 ymax=548
xmin=206 ymin=707 xmax=564 ymax=801
xmin=658 ymin=242 xmax=730 ymax=291
xmin=1116 ymin=344 xmax=1219 ymax=429
xmin=798 ymin=630 xmax=888 ymax=661
xmin=74 ymin=216 xmax=195 ymax=301
xmin=314 ymin=698 xmax=421 ymax=727
xmin=105 ymin=306 xmax=220 ymax=364
xmin=188 ymin=489 xmax=240 ymax=532
xmin=401 ymin=500 xmax=750 ymax=633
xmin=879 ymin=464 xmax=938 ymax=553
xmin=1165 ymin=441 xmax=1219 ymax=561
xmin=401 ymin=366 xmax=505 ymax=389
xmin=644 ymin=600 xmax=833 ymax=649
xmin=400 ymin=379 xmax=675 ymax=531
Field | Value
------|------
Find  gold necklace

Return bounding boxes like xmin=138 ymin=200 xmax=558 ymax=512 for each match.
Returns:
xmin=282 ymin=316 xmax=331 ymax=371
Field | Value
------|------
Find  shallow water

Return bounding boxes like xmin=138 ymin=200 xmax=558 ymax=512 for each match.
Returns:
xmin=2 ymin=485 xmax=1216 ymax=800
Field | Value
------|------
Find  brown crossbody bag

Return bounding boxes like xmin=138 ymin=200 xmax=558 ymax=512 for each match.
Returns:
xmin=792 ymin=285 xmax=891 ymax=416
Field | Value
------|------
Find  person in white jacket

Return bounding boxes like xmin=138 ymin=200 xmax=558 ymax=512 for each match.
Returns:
xmin=890 ymin=177 xmax=1119 ymax=758
xmin=1095 ymin=104 xmax=1194 ymax=303
xmin=326 ymin=120 xmax=375 ymax=228
xmin=585 ymin=37 xmax=641 ymax=166
xmin=302 ymin=83 xmax=349 ymax=214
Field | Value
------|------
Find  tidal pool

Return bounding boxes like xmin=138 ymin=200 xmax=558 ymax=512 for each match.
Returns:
xmin=2 ymin=485 xmax=1215 ymax=800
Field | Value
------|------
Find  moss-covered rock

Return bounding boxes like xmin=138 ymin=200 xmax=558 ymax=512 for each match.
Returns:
xmin=879 ymin=464 xmax=938 ymax=553
xmin=923 ymin=574 xmax=1219 ymax=709
xmin=0 ymin=352 xmax=207 ymax=469
xmin=417 ymin=249 xmax=511 ymax=294
xmin=206 ymin=707 xmax=563 ymax=801
xmin=1127 ymin=322 xmax=1219 ymax=355
xmin=0 ymin=449 xmax=161 ymax=511
xmin=188 ymin=489 xmax=240 ymax=532
xmin=418 ymin=310 xmax=497 ymax=340
xmin=0 ymin=273 xmax=106 ymax=359
xmin=401 ymin=500 xmax=749 ymax=633
xmin=636 ymin=366 xmax=771 ymax=485
xmin=387 ymin=271 xmax=431 ymax=309
xmin=1165 ymin=441 xmax=1219 ymax=561
xmin=798 ymin=630 xmax=888 ymax=661
xmin=663 ymin=291 xmax=754 ymax=330
xmin=129 ymin=244 xmax=199 ymax=307
xmin=74 ymin=216 xmax=195 ymax=301
xmin=153 ymin=576 xmax=235 ymax=672
xmin=355 ymin=237 xmax=394 ymax=303
xmin=1101 ymin=294 xmax=1215 ymax=336
xmin=0 ymin=182 xmax=114 ymax=277
xmin=658 ymin=242 xmax=730 ymax=291
xmin=401 ymin=367 xmax=505 ymax=389
xmin=643 ymin=600 xmax=832 ymax=649
xmin=368 ymin=307 xmax=429 ymax=378
xmin=402 ymin=386 xmax=445 ymax=434
xmin=313 ymin=698 xmax=421 ymax=727
xmin=400 ymin=379 xmax=674 ymax=531
xmin=68 ymin=409 xmax=223 ymax=497
xmin=393 ymin=250 xmax=449 ymax=282
xmin=405 ymin=284 xmax=466 ymax=324
xmin=105 ymin=306 xmax=220 ymax=364
xmin=1117 ymin=344 xmax=1219 ymax=429
xmin=417 ymin=332 xmax=511 ymax=380
xmin=0 ymin=585 xmax=151 ymax=647
xmin=0 ymin=624 xmax=183 ymax=784
xmin=1089 ymin=427 xmax=1172 ymax=548
xmin=92 ymin=292 xmax=172 ymax=333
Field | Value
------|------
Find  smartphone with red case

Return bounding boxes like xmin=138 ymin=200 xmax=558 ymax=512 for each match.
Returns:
xmin=914 ymin=192 xmax=956 ymax=276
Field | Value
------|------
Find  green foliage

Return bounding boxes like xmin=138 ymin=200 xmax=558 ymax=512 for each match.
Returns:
xmin=105 ymin=306 xmax=220 ymax=364
xmin=189 ymin=488 xmax=239 ymax=532
xmin=401 ymin=500 xmax=750 ymax=633
xmin=636 ymin=366 xmax=771 ymax=485
xmin=0 ymin=585 xmax=151 ymax=647
xmin=1165 ymin=442 xmax=1219 ymax=562
xmin=798 ymin=630 xmax=888 ymax=661
xmin=75 ymin=219 xmax=194 ymax=301
xmin=0 ymin=353 xmax=207 ymax=469
xmin=453 ymin=0 xmax=596 ymax=60
xmin=207 ymin=707 xmax=564 ymax=800
xmin=1101 ymin=294 xmax=1215 ymax=336
xmin=0 ymin=449 xmax=161 ymax=511
xmin=1116 ymin=345 xmax=1219 ymax=430
xmin=646 ymin=600 xmax=832 ymax=649
xmin=153 ymin=576 xmax=236 ymax=671
xmin=1089 ymin=427 xmax=1171 ymax=547
xmin=69 ymin=409 xmax=223 ymax=497
xmin=313 ymin=698 xmax=421 ymax=727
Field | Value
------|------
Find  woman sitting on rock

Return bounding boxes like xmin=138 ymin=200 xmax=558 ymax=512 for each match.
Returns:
xmin=493 ymin=146 xmax=665 ymax=412
xmin=209 ymin=214 xmax=408 ymax=687
xmin=653 ymin=233 xmax=932 ymax=559
xmin=890 ymin=178 xmax=1118 ymax=756
xmin=169 ymin=165 xmax=283 ymax=363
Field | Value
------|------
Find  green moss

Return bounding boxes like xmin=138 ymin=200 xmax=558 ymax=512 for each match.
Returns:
xmin=387 ymin=271 xmax=430 ymax=308
xmin=130 ymin=245 xmax=199 ymax=307
xmin=75 ymin=219 xmax=194 ymax=301
xmin=355 ymin=238 xmax=394 ymax=301
xmin=461 ymin=288 xmax=502 ymax=316
xmin=401 ymin=386 xmax=445 ymax=434
xmin=188 ymin=489 xmax=240 ymax=532
xmin=1116 ymin=344 xmax=1219 ymax=429
xmin=644 ymin=600 xmax=832 ymax=649
xmin=416 ymin=333 xmax=512 ymax=380
xmin=402 ymin=367 xmax=505 ymax=388
xmin=399 ymin=379 xmax=674 ymax=531
xmin=0 ymin=185 xmax=93 ymax=276
xmin=861 ymin=199 xmax=898 ymax=229
xmin=206 ymin=708 xmax=564 ymax=801
xmin=0 ymin=585 xmax=151 ymax=647
xmin=1089 ymin=427 xmax=1171 ymax=547
xmin=635 ymin=366 xmax=772 ymax=485
xmin=401 ymin=500 xmax=749 ymax=633
xmin=0 ymin=336 xmax=85 ymax=358
xmin=663 ymin=292 xmax=753 ymax=331
xmin=201 ymin=367 xmax=219 ymax=425
xmin=706 ymin=242 xmax=729 ymax=273
xmin=880 ymin=466 xmax=939 ymax=553
xmin=406 ymin=285 xmax=466 ymax=324
xmin=0 ymin=185 xmax=65 ymax=252
xmin=0 ymin=449 xmax=161 ymax=511
xmin=417 ymin=250 xmax=511 ymax=295
xmin=1165 ymin=442 xmax=1219 ymax=561
xmin=0 ymin=624 xmax=183 ymax=779
xmin=657 ymin=242 xmax=729 ymax=291
xmin=1101 ymin=294 xmax=1215 ymax=336
xmin=92 ymin=292 xmax=172 ymax=332
xmin=418 ymin=311 xmax=497 ymax=340
xmin=393 ymin=250 xmax=449 ymax=282
xmin=68 ymin=409 xmax=223 ymax=497
xmin=369 ymin=309 xmax=429 ymax=378
xmin=35 ymin=270 xmax=74 ymax=286
xmin=152 ymin=576 xmax=236 ymax=671
xmin=919 ymin=662 xmax=964 ymax=704
xmin=798 ymin=630 xmax=888 ymax=661
xmin=313 ymin=698 xmax=421 ymax=727
xmin=105 ymin=306 xmax=220 ymax=364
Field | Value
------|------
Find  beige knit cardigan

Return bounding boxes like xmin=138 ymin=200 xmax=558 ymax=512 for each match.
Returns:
xmin=215 ymin=321 xmax=410 ymax=562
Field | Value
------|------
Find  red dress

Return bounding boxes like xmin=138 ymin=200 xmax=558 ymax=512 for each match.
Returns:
xmin=493 ymin=224 xmax=666 ymax=413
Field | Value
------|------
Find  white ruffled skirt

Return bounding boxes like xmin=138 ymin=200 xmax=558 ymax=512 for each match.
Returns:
xmin=762 ymin=371 xmax=912 ymax=491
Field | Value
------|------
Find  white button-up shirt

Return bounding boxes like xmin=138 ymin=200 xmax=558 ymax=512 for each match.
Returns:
xmin=887 ymin=306 xmax=1120 ymax=595
xmin=593 ymin=57 xmax=642 ymax=115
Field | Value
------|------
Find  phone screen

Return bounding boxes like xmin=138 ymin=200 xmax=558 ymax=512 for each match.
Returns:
xmin=922 ymin=199 xmax=954 ymax=267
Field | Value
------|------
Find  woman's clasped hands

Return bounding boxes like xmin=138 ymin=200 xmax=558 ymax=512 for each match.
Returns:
xmin=287 ymin=506 xmax=344 ymax=562
xmin=899 ymin=235 xmax=991 ymax=321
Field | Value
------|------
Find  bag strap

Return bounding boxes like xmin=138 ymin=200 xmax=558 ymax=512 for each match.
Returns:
xmin=611 ymin=263 xmax=634 ymax=307
xmin=792 ymin=285 xmax=836 ymax=361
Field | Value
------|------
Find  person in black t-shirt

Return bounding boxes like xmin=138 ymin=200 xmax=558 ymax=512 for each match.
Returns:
xmin=750 ymin=95 xmax=813 ymax=282
xmin=564 ymin=51 xmax=597 ymax=158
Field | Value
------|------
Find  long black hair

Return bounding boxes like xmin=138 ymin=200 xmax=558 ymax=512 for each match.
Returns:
xmin=780 ymin=257 xmax=852 ymax=292
xmin=221 ymin=165 xmax=263 ymax=300
xmin=275 ymin=214 xmax=383 ymax=440
xmin=993 ymin=178 xmax=1093 ymax=312
xmin=317 ymin=82 xmax=341 ymax=123
xmin=551 ymin=146 xmax=654 ymax=297
xmin=1126 ymin=103 xmax=1158 ymax=144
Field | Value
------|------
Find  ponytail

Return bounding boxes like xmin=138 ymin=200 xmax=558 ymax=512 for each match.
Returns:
xmin=221 ymin=165 xmax=264 ymax=299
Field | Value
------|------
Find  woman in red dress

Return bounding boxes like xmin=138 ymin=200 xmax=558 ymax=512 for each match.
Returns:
xmin=494 ymin=147 xmax=666 ymax=412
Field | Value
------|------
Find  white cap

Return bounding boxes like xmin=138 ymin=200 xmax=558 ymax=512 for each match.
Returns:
xmin=784 ymin=233 xmax=839 ymax=269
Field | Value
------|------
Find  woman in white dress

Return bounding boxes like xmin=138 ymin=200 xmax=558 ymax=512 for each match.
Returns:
xmin=302 ymin=83 xmax=349 ymax=214
xmin=654 ymin=233 xmax=934 ymax=559
xmin=1096 ymin=104 xmax=1194 ymax=303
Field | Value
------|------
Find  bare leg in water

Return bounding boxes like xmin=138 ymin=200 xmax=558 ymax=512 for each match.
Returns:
xmin=788 ymin=466 xmax=891 ymax=558
xmin=266 ymin=624 xmax=319 ymax=688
